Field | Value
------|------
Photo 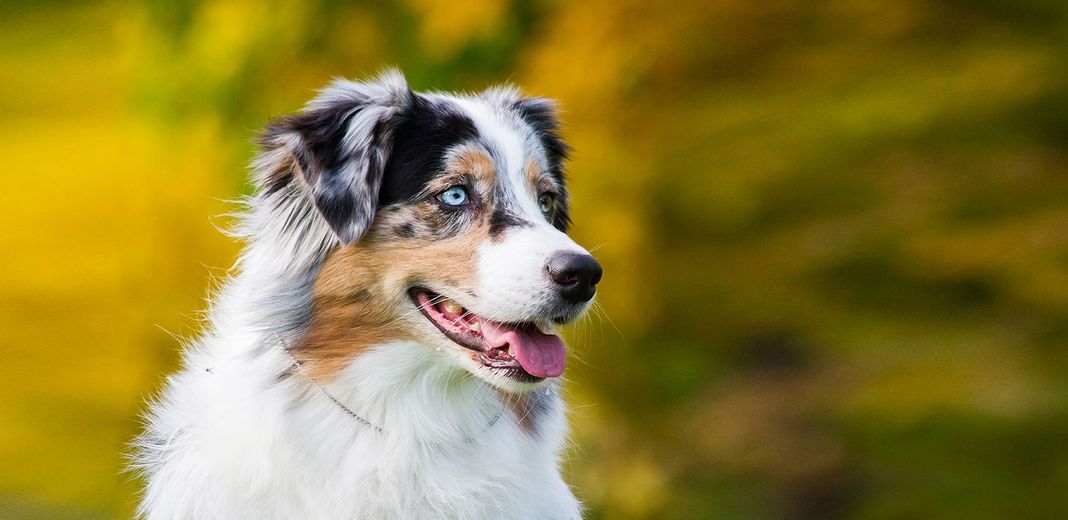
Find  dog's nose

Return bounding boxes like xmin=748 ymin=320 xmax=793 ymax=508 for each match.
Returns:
xmin=547 ymin=252 xmax=603 ymax=303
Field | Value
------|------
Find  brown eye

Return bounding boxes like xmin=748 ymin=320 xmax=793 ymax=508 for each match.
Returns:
xmin=538 ymin=193 xmax=556 ymax=216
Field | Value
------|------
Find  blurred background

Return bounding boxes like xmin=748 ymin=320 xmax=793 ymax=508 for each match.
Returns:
xmin=3 ymin=0 xmax=1068 ymax=518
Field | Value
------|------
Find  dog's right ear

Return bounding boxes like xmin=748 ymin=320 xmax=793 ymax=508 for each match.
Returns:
xmin=260 ymin=70 xmax=412 ymax=245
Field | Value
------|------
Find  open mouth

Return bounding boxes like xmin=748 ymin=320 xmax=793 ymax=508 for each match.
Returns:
xmin=409 ymin=288 xmax=566 ymax=382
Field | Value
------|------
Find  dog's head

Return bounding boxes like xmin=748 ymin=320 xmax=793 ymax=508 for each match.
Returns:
xmin=259 ymin=71 xmax=600 ymax=392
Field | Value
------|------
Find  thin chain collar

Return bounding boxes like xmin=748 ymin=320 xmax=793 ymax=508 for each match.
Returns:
xmin=275 ymin=333 xmax=504 ymax=440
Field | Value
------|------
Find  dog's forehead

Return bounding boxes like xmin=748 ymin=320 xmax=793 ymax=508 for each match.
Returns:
xmin=442 ymin=95 xmax=537 ymax=184
xmin=378 ymin=92 xmax=549 ymax=208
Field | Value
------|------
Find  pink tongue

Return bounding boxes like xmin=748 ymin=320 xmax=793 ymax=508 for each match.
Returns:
xmin=479 ymin=321 xmax=566 ymax=378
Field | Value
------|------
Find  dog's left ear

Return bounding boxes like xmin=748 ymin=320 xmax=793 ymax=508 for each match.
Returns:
xmin=509 ymin=95 xmax=572 ymax=232
xmin=263 ymin=70 xmax=412 ymax=245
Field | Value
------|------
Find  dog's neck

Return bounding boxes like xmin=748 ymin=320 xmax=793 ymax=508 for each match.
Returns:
xmin=303 ymin=342 xmax=553 ymax=446
xmin=141 ymin=297 xmax=571 ymax=517
xmin=265 ymin=342 xmax=565 ymax=476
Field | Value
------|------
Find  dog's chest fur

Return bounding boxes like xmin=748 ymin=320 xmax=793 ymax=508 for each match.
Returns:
xmin=138 ymin=336 xmax=579 ymax=519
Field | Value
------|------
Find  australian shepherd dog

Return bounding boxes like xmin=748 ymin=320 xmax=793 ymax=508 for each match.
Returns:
xmin=133 ymin=70 xmax=602 ymax=519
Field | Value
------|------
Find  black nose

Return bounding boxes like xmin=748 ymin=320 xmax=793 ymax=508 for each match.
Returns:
xmin=547 ymin=252 xmax=603 ymax=303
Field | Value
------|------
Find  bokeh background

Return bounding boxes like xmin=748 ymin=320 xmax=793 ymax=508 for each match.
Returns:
xmin=4 ymin=0 xmax=1068 ymax=518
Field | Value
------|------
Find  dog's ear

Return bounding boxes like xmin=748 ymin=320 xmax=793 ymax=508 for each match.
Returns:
xmin=510 ymin=96 xmax=572 ymax=231
xmin=511 ymin=97 xmax=569 ymax=172
xmin=263 ymin=70 xmax=412 ymax=245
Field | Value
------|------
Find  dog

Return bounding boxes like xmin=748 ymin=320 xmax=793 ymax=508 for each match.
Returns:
xmin=133 ymin=70 xmax=602 ymax=519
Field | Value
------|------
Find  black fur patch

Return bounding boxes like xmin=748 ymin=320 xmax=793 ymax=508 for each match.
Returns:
xmin=394 ymin=223 xmax=415 ymax=238
xmin=488 ymin=204 xmax=530 ymax=240
xmin=512 ymin=98 xmax=572 ymax=231
xmin=379 ymin=95 xmax=479 ymax=206
xmin=512 ymin=98 xmax=569 ymax=183
xmin=267 ymin=99 xmax=365 ymax=178
xmin=315 ymin=175 xmax=359 ymax=232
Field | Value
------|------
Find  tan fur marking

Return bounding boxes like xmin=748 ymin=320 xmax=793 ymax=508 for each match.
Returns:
xmin=525 ymin=157 xmax=542 ymax=190
xmin=298 ymin=200 xmax=499 ymax=379
xmin=299 ymin=247 xmax=413 ymax=378
xmin=450 ymin=146 xmax=496 ymax=189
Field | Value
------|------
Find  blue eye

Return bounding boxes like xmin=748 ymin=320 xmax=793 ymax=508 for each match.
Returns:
xmin=437 ymin=186 xmax=469 ymax=206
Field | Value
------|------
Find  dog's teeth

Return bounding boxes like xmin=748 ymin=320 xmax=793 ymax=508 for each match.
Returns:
xmin=469 ymin=321 xmax=481 ymax=333
xmin=506 ymin=345 xmax=514 ymax=358
xmin=441 ymin=300 xmax=463 ymax=316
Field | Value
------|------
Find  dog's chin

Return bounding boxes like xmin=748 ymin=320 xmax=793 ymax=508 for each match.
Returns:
xmin=408 ymin=288 xmax=577 ymax=392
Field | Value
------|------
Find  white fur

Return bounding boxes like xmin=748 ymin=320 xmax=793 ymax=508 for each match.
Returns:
xmin=134 ymin=73 xmax=583 ymax=519
xmin=475 ymin=226 xmax=590 ymax=324
xmin=136 ymin=339 xmax=578 ymax=519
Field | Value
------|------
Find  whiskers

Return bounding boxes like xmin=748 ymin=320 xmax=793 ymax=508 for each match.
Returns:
xmin=590 ymin=299 xmax=624 ymax=341
xmin=387 ymin=291 xmax=451 ymax=326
